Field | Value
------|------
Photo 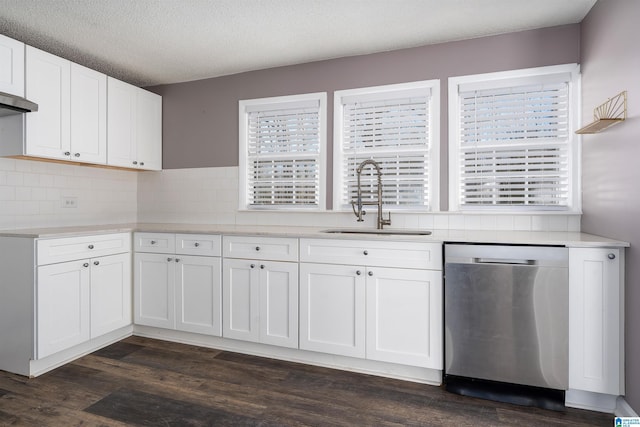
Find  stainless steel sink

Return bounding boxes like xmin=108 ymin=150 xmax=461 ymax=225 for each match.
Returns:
xmin=320 ymin=228 xmax=432 ymax=236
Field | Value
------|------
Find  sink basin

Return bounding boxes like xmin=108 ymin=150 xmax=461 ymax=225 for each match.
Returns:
xmin=320 ymin=228 xmax=432 ymax=236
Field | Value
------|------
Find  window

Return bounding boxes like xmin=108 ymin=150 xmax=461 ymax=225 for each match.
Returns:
xmin=333 ymin=81 xmax=440 ymax=211
xmin=449 ymin=64 xmax=580 ymax=211
xmin=239 ymin=93 xmax=327 ymax=210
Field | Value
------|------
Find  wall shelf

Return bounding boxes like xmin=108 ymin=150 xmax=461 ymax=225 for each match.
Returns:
xmin=576 ymin=91 xmax=627 ymax=134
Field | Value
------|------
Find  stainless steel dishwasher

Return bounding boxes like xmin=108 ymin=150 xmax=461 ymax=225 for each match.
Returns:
xmin=444 ymin=244 xmax=569 ymax=407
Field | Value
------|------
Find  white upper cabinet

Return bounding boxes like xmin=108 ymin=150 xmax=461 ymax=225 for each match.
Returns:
xmin=70 ymin=63 xmax=107 ymax=164
xmin=0 ymin=34 xmax=25 ymax=96
xmin=107 ymin=77 xmax=162 ymax=170
xmin=25 ymin=46 xmax=71 ymax=160
xmin=24 ymin=47 xmax=107 ymax=164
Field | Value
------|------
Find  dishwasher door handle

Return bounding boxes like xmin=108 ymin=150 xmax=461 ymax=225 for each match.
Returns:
xmin=473 ymin=258 xmax=535 ymax=265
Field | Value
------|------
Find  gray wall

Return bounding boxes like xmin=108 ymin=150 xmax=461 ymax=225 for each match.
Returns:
xmin=581 ymin=0 xmax=640 ymax=413
xmin=147 ymin=24 xmax=580 ymax=210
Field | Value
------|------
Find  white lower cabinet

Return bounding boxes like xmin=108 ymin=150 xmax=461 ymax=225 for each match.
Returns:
xmin=133 ymin=233 xmax=222 ymax=336
xmin=299 ymin=263 xmax=366 ymax=358
xmin=90 ymin=253 xmax=132 ymax=339
xmin=299 ymin=239 xmax=443 ymax=368
xmin=37 ymin=259 xmax=91 ymax=359
xmin=569 ymin=247 xmax=624 ymax=396
xmin=366 ymin=267 xmax=442 ymax=368
xmin=223 ymin=258 xmax=298 ymax=348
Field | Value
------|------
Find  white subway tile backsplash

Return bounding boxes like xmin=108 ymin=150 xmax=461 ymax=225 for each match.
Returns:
xmin=0 ymin=162 xmax=580 ymax=232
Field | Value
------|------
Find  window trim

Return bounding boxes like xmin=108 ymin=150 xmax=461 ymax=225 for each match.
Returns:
xmin=448 ymin=64 xmax=581 ymax=213
xmin=332 ymin=80 xmax=440 ymax=212
xmin=238 ymin=92 xmax=327 ymax=211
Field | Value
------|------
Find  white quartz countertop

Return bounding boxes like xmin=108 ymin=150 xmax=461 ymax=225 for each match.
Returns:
xmin=0 ymin=222 xmax=629 ymax=248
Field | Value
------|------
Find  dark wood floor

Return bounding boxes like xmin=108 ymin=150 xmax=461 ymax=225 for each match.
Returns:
xmin=0 ymin=336 xmax=613 ymax=426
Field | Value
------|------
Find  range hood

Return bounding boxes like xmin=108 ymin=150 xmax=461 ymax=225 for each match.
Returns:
xmin=0 ymin=91 xmax=38 ymax=117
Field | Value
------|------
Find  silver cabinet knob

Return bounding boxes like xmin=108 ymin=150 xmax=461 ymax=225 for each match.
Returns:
xmin=368 ymin=271 xmax=373 ymax=276
xmin=64 ymin=151 xmax=71 ymax=156
xmin=194 ymin=242 xmax=200 ymax=247
xmin=88 ymin=244 xmax=94 ymax=249
xmin=94 ymin=261 xmax=100 ymax=266
xmin=608 ymin=253 xmax=616 ymax=260
xmin=363 ymin=250 xmax=368 ymax=255
xmin=260 ymin=265 xmax=265 ymax=269
xmin=133 ymin=161 xmax=138 ymax=165
xmin=356 ymin=270 xmax=362 ymax=276
xmin=250 ymin=264 xmax=255 ymax=268
xmin=74 ymin=153 xmax=80 ymax=157
xmin=150 ymin=240 xmax=157 ymax=245
xmin=175 ymin=258 xmax=180 ymax=262
xmin=140 ymin=162 xmax=145 ymax=166
xmin=255 ymin=246 xmax=260 ymax=251
xmin=167 ymin=257 xmax=173 ymax=262
xmin=83 ymin=263 xmax=89 ymax=268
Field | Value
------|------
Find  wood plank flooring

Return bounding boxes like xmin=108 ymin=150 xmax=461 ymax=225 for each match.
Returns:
xmin=0 ymin=336 xmax=614 ymax=426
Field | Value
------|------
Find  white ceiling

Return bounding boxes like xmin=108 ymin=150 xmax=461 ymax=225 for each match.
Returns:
xmin=0 ymin=0 xmax=597 ymax=87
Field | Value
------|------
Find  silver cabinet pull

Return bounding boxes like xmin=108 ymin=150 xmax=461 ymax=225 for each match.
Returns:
xmin=608 ymin=253 xmax=616 ymax=260
xmin=93 ymin=261 xmax=100 ymax=266
xmin=64 ymin=151 xmax=71 ymax=156
xmin=368 ymin=271 xmax=373 ymax=276
xmin=255 ymin=246 xmax=260 ymax=251
xmin=150 ymin=240 xmax=157 ymax=245
xmin=260 ymin=265 xmax=265 ymax=269
xmin=175 ymin=258 xmax=180 ymax=262
xmin=363 ymin=250 xmax=368 ymax=255
xmin=250 ymin=264 xmax=255 ymax=268
xmin=167 ymin=257 xmax=173 ymax=262
xmin=74 ymin=153 xmax=80 ymax=157
xmin=132 ymin=161 xmax=138 ymax=165
xmin=194 ymin=242 xmax=200 ymax=247
xmin=88 ymin=244 xmax=94 ymax=249
xmin=83 ymin=263 xmax=89 ymax=268
xmin=356 ymin=270 xmax=362 ymax=276
xmin=140 ymin=162 xmax=145 ymax=166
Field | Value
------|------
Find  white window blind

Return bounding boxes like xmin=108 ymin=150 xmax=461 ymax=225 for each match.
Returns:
xmin=334 ymin=81 xmax=439 ymax=211
xmin=450 ymin=65 xmax=579 ymax=210
xmin=240 ymin=94 xmax=326 ymax=209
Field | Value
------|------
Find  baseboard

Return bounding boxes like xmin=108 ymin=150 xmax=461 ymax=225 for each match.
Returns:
xmin=616 ymin=396 xmax=639 ymax=417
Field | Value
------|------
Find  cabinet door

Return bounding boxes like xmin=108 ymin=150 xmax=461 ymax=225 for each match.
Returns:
xmin=223 ymin=259 xmax=260 ymax=342
xmin=25 ymin=46 xmax=71 ymax=160
xmin=175 ymin=255 xmax=222 ymax=336
xmin=37 ymin=260 xmax=90 ymax=359
xmin=259 ymin=261 xmax=298 ymax=348
xmin=70 ymin=63 xmax=106 ymax=164
xmin=569 ymin=248 xmax=623 ymax=395
xmin=299 ymin=263 xmax=365 ymax=358
xmin=136 ymin=88 xmax=162 ymax=170
xmin=0 ymin=34 xmax=24 ymax=96
xmin=107 ymin=76 xmax=137 ymax=168
xmin=366 ymin=267 xmax=442 ymax=368
xmin=90 ymin=253 xmax=132 ymax=338
xmin=134 ymin=253 xmax=175 ymax=329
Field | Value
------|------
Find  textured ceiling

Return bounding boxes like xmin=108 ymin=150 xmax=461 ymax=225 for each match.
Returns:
xmin=0 ymin=0 xmax=597 ymax=87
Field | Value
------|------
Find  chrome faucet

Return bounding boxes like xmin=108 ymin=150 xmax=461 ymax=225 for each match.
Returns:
xmin=350 ymin=159 xmax=391 ymax=230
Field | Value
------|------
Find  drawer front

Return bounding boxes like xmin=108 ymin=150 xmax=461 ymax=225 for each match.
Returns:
xmin=37 ymin=233 xmax=131 ymax=265
xmin=300 ymin=238 xmax=442 ymax=270
xmin=176 ymin=234 xmax=221 ymax=257
xmin=134 ymin=232 xmax=175 ymax=254
xmin=223 ymin=236 xmax=298 ymax=262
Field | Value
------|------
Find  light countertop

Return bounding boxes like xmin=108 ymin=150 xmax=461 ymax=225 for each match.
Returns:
xmin=0 ymin=223 xmax=629 ymax=248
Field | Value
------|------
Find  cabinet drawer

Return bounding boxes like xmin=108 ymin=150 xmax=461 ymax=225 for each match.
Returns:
xmin=37 ymin=233 xmax=131 ymax=265
xmin=223 ymin=236 xmax=298 ymax=262
xmin=300 ymin=239 xmax=442 ymax=270
xmin=134 ymin=232 xmax=175 ymax=254
xmin=176 ymin=234 xmax=221 ymax=257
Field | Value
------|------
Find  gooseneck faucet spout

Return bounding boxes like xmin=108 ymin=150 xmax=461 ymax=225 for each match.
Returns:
xmin=350 ymin=159 xmax=391 ymax=230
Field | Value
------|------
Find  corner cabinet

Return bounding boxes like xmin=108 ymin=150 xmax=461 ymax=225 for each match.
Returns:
xmin=107 ymin=77 xmax=162 ymax=170
xmin=0 ymin=233 xmax=132 ymax=377
xmin=0 ymin=33 xmax=25 ymax=96
xmin=569 ymin=247 xmax=624 ymax=396
xmin=133 ymin=233 xmax=222 ymax=335
xmin=299 ymin=239 xmax=443 ymax=369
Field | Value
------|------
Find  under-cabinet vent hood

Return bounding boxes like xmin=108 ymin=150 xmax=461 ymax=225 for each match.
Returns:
xmin=0 ymin=91 xmax=38 ymax=117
